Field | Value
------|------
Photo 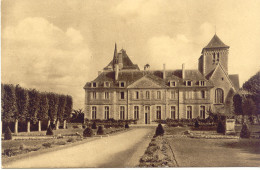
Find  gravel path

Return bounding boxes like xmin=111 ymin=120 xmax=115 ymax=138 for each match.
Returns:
xmin=3 ymin=128 xmax=154 ymax=168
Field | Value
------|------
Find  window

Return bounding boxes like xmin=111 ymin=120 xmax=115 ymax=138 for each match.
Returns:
xmin=104 ymin=92 xmax=109 ymax=99
xmin=92 ymin=92 xmax=96 ymax=99
xmin=135 ymin=91 xmax=139 ymax=99
xmin=213 ymin=53 xmax=215 ymax=64
xmin=134 ymin=106 xmax=139 ymax=120
xmin=170 ymin=81 xmax=176 ymax=87
xmin=171 ymin=106 xmax=176 ymax=119
xmin=157 ymin=91 xmax=161 ymax=99
xmin=146 ymin=91 xmax=150 ymax=99
xmin=185 ymin=91 xmax=193 ymax=99
xmin=201 ymin=91 xmax=205 ymax=99
xmin=215 ymin=88 xmax=224 ymax=104
xmin=120 ymin=81 xmax=125 ymax=88
xmin=187 ymin=106 xmax=192 ymax=119
xmin=156 ymin=106 xmax=161 ymax=119
xmin=200 ymin=106 xmax=206 ymax=119
xmin=120 ymin=106 xmax=125 ymax=120
xmin=120 ymin=92 xmax=125 ymax=99
xmin=170 ymin=91 xmax=177 ymax=99
xmin=92 ymin=82 xmax=97 ymax=88
xmin=92 ymin=106 xmax=97 ymax=119
xmin=217 ymin=53 xmax=220 ymax=63
xmin=104 ymin=106 xmax=109 ymax=120
xmin=185 ymin=81 xmax=192 ymax=86
xmin=104 ymin=81 xmax=110 ymax=87
xmin=199 ymin=81 xmax=205 ymax=86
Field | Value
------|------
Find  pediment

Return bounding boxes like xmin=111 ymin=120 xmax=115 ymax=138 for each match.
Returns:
xmin=127 ymin=76 xmax=165 ymax=89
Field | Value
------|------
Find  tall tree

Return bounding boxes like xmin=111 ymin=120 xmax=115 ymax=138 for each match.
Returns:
xmin=56 ymin=95 xmax=67 ymax=129
xmin=1 ymin=84 xmax=16 ymax=126
xmin=37 ymin=93 xmax=49 ymax=131
xmin=233 ymin=94 xmax=244 ymax=122
xmin=242 ymin=97 xmax=257 ymax=124
xmin=27 ymin=89 xmax=40 ymax=132
xmin=47 ymin=93 xmax=59 ymax=127
xmin=64 ymin=95 xmax=73 ymax=128
xmin=14 ymin=85 xmax=28 ymax=133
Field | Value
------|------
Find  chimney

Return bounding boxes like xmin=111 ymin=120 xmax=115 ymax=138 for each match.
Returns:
xmin=182 ymin=63 xmax=185 ymax=79
xmin=115 ymin=64 xmax=119 ymax=81
xmin=163 ymin=64 xmax=166 ymax=80
xmin=98 ymin=71 xmax=102 ymax=76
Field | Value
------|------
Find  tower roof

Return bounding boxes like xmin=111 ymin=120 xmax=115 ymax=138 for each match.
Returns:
xmin=203 ymin=34 xmax=229 ymax=49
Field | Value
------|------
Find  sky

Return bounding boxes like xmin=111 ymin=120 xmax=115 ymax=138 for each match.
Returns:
xmin=2 ymin=0 xmax=260 ymax=109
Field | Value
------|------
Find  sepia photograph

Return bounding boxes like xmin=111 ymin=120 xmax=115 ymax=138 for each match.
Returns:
xmin=1 ymin=0 xmax=260 ymax=168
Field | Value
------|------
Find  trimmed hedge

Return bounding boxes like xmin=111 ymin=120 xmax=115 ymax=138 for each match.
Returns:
xmin=83 ymin=127 xmax=93 ymax=137
xmin=155 ymin=124 xmax=164 ymax=136
xmin=97 ymin=126 xmax=104 ymax=135
xmin=46 ymin=125 xmax=54 ymax=136
xmin=217 ymin=121 xmax=225 ymax=134
xmin=240 ymin=123 xmax=250 ymax=138
xmin=4 ymin=126 xmax=12 ymax=140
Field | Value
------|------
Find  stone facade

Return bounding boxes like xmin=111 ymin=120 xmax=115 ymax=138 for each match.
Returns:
xmin=84 ymin=34 xmax=240 ymax=124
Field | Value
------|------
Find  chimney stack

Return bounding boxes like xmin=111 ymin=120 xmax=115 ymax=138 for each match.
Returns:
xmin=182 ymin=63 xmax=185 ymax=79
xmin=115 ymin=64 xmax=119 ymax=81
xmin=163 ymin=64 xmax=166 ymax=80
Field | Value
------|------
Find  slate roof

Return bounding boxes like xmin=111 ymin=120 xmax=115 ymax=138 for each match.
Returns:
xmin=203 ymin=34 xmax=229 ymax=50
xmin=103 ymin=49 xmax=140 ymax=70
xmin=229 ymin=74 xmax=240 ymax=90
xmin=84 ymin=69 xmax=214 ymax=88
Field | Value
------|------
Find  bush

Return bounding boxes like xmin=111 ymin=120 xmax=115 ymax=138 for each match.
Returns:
xmin=97 ymin=126 xmax=104 ymax=135
xmin=194 ymin=120 xmax=199 ymax=128
xmin=83 ymin=127 xmax=93 ymax=137
xmin=125 ymin=123 xmax=129 ymax=128
xmin=42 ymin=142 xmax=52 ymax=148
xmin=56 ymin=141 xmax=66 ymax=145
xmin=217 ymin=121 xmax=225 ymax=134
xmin=155 ymin=124 xmax=164 ymax=136
xmin=240 ymin=123 xmax=251 ymax=138
xmin=46 ymin=125 xmax=54 ymax=136
xmin=67 ymin=137 xmax=76 ymax=143
xmin=92 ymin=122 xmax=97 ymax=129
xmin=4 ymin=126 xmax=12 ymax=140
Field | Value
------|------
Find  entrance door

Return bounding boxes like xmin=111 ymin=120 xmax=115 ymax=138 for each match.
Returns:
xmin=145 ymin=106 xmax=150 ymax=124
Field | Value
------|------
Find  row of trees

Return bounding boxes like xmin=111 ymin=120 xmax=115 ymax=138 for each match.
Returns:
xmin=1 ymin=84 xmax=73 ymax=133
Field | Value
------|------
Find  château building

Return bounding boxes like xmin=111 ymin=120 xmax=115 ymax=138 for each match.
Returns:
xmin=84 ymin=34 xmax=239 ymax=124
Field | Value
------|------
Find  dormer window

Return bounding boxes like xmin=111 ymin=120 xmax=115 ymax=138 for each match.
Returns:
xmin=92 ymin=82 xmax=97 ymax=88
xmin=104 ymin=81 xmax=110 ymax=87
xmin=199 ymin=81 xmax=205 ymax=86
xmin=185 ymin=81 xmax=192 ymax=86
xmin=120 ymin=81 xmax=126 ymax=88
xmin=170 ymin=81 xmax=176 ymax=87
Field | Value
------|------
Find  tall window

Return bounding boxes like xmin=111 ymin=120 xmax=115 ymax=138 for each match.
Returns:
xmin=134 ymin=106 xmax=139 ymax=120
xmin=146 ymin=91 xmax=150 ymax=99
xmin=92 ymin=92 xmax=96 ymax=99
xmin=104 ymin=106 xmax=109 ymax=120
xmin=171 ymin=106 xmax=176 ymax=119
xmin=215 ymin=88 xmax=224 ymax=104
xmin=171 ymin=91 xmax=177 ymax=99
xmin=200 ymin=106 xmax=206 ymax=119
xmin=185 ymin=81 xmax=192 ymax=86
xmin=185 ymin=91 xmax=193 ymax=99
xmin=120 ymin=106 xmax=125 ymax=120
xmin=104 ymin=92 xmax=109 ymax=99
xmin=157 ymin=91 xmax=161 ymax=99
xmin=201 ymin=90 xmax=205 ymax=99
xmin=217 ymin=53 xmax=220 ymax=63
xmin=92 ymin=106 xmax=97 ymax=119
xmin=187 ymin=106 xmax=192 ymax=119
xmin=92 ymin=82 xmax=97 ymax=87
xmin=156 ymin=106 xmax=161 ymax=119
xmin=135 ymin=91 xmax=139 ymax=99
xmin=213 ymin=53 xmax=216 ymax=64
xmin=199 ymin=81 xmax=205 ymax=86
xmin=120 ymin=92 xmax=125 ymax=99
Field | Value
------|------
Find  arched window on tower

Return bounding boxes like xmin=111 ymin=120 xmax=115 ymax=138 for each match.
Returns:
xmin=212 ymin=53 xmax=215 ymax=64
xmin=215 ymin=88 xmax=224 ymax=104
xmin=216 ymin=52 xmax=220 ymax=63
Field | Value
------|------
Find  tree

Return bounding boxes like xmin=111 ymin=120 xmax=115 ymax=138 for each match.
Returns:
xmin=56 ymin=95 xmax=67 ymax=129
xmin=47 ymin=93 xmax=59 ymax=127
xmin=233 ymin=94 xmax=244 ymax=122
xmin=242 ymin=97 xmax=257 ymax=124
xmin=1 ymin=84 xmax=16 ymax=127
xmin=14 ymin=85 xmax=28 ymax=133
xmin=37 ymin=93 xmax=49 ymax=131
xmin=71 ymin=109 xmax=84 ymax=123
xmin=27 ymin=89 xmax=40 ymax=132
xmin=64 ymin=95 xmax=73 ymax=127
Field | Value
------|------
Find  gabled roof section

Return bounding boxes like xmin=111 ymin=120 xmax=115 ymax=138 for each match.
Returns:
xmin=229 ymin=74 xmax=240 ymax=90
xmin=127 ymin=75 xmax=167 ymax=89
xmin=203 ymin=34 xmax=229 ymax=50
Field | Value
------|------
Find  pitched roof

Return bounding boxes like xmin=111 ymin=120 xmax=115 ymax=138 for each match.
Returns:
xmin=104 ymin=49 xmax=140 ymax=70
xmin=203 ymin=34 xmax=229 ymax=49
xmin=229 ymin=74 xmax=240 ymax=90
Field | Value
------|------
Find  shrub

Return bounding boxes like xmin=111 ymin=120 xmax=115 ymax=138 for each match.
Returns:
xmin=46 ymin=125 xmax=54 ymax=136
xmin=155 ymin=124 xmax=164 ymax=136
xmin=42 ymin=142 xmax=52 ymax=148
xmin=4 ymin=149 xmax=14 ymax=157
xmin=194 ymin=120 xmax=199 ymax=128
xmin=67 ymin=137 xmax=75 ymax=143
xmin=92 ymin=122 xmax=97 ymax=129
xmin=4 ymin=126 xmax=12 ymax=140
xmin=83 ymin=127 xmax=93 ymax=137
xmin=125 ymin=123 xmax=129 ymax=128
xmin=240 ymin=123 xmax=251 ymax=138
xmin=97 ymin=126 xmax=104 ymax=135
xmin=217 ymin=121 xmax=225 ymax=134
xmin=56 ymin=141 xmax=66 ymax=145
